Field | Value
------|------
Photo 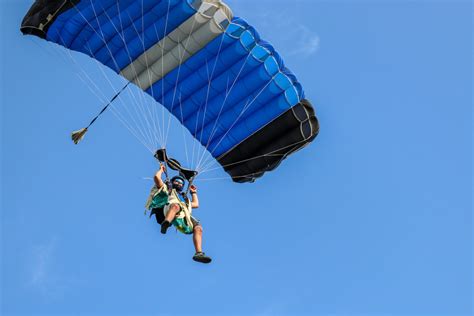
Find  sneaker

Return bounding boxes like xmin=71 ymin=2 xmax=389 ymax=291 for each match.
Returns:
xmin=160 ymin=220 xmax=171 ymax=234
xmin=192 ymin=252 xmax=212 ymax=264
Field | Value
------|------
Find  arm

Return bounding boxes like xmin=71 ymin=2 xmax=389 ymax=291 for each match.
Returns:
xmin=190 ymin=185 xmax=199 ymax=209
xmin=154 ymin=164 xmax=166 ymax=189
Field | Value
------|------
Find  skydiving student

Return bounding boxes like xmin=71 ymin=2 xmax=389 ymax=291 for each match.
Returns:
xmin=145 ymin=164 xmax=212 ymax=264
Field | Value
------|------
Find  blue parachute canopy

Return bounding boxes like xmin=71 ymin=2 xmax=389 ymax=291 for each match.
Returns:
xmin=21 ymin=0 xmax=319 ymax=182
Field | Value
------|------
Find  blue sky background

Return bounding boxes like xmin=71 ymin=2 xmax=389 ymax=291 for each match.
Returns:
xmin=1 ymin=0 xmax=472 ymax=315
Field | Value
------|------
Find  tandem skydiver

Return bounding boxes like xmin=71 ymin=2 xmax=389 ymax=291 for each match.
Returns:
xmin=145 ymin=164 xmax=212 ymax=264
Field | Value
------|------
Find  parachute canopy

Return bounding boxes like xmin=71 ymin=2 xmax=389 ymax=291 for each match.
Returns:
xmin=21 ymin=0 xmax=319 ymax=182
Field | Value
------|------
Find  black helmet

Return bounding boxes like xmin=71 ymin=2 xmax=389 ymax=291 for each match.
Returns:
xmin=170 ymin=175 xmax=185 ymax=192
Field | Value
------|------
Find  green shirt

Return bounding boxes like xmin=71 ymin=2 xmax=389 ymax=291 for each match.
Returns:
xmin=150 ymin=189 xmax=168 ymax=209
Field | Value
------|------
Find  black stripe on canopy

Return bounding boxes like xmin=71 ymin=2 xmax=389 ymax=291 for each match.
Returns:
xmin=217 ymin=99 xmax=319 ymax=183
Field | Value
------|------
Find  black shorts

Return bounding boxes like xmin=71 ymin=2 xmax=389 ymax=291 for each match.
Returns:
xmin=152 ymin=207 xmax=166 ymax=224
xmin=151 ymin=207 xmax=200 ymax=227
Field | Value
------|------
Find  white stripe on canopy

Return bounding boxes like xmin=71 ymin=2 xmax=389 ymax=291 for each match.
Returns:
xmin=120 ymin=0 xmax=233 ymax=91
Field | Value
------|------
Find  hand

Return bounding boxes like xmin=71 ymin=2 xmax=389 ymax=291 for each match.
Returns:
xmin=189 ymin=185 xmax=197 ymax=193
xmin=158 ymin=163 xmax=166 ymax=173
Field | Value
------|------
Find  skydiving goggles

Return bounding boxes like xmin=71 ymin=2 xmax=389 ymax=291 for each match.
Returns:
xmin=173 ymin=178 xmax=185 ymax=186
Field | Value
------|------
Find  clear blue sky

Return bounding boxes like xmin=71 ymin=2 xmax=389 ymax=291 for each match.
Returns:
xmin=1 ymin=0 xmax=472 ymax=315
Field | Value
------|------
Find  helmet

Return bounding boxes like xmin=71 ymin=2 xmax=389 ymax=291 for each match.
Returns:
xmin=170 ymin=176 xmax=185 ymax=192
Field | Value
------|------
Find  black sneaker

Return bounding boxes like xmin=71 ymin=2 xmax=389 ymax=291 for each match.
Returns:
xmin=160 ymin=220 xmax=171 ymax=234
xmin=192 ymin=252 xmax=212 ymax=264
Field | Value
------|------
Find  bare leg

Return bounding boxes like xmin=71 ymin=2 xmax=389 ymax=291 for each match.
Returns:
xmin=192 ymin=225 xmax=211 ymax=263
xmin=193 ymin=225 xmax=203 ymax=253
xmin=161 ymin=204 xmax=180 ymax=234
xmin=164 ymin=204 xmax=180 ymax=222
